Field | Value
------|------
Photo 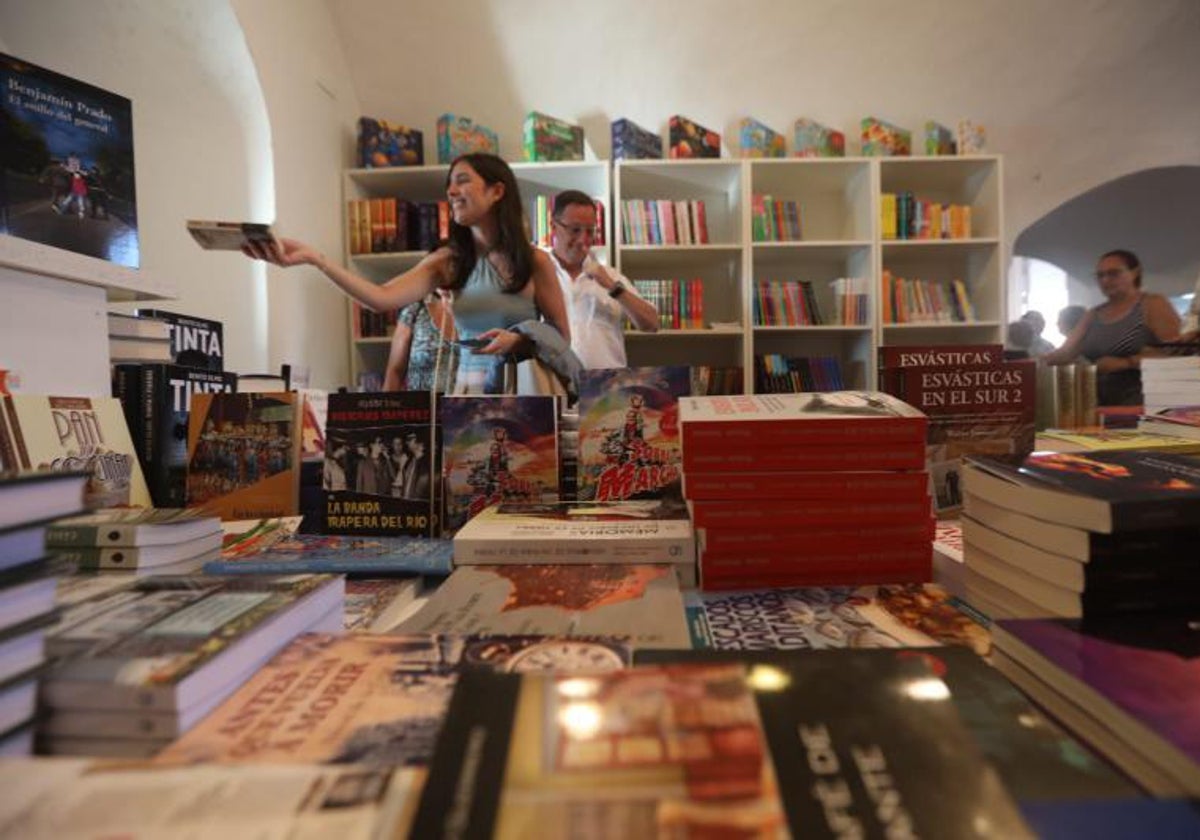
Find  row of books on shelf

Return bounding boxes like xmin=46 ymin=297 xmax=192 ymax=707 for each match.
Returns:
xmin=881 ymin=192 xmax=974 ymax=240
xmin=750 ymin=194 xmax=802 ymax=241
xmin=629 ymin=278 xmax=706 ymax=329
xmin=881 ymin=271 xmax=976 ymax=324
xmin=528 ymin=194 xmax=607 ymax=247
xmin=352 ymin=302 xmax=399 ymax=339
xmin=753 ymin=354 xmax=845 ymax=394
xmin=619 ymin=199 xmax=710 ymax=245
xmin=752 ymin=278 xmax=869 ymax=326
xmin=346 ymin=198 xmax=449 ymax=255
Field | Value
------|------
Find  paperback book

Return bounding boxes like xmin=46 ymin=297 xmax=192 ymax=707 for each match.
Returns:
xmin=134 ymin=309 xmax=224 ymax=371
xmin=577 ymin=367 xmax=689 ymax=502
xmin=441 ymin=395 xmax=559 ymax=533
xmin=343 ymin=579 xmax=422 ymax=632
xmin=185 ymin=391 xmax=302 ymax=520
xmin=204 ymin=527 xmax=453 ymax=576
xmin=46 ymin=507 xmax=220 ymax=549
xmin=322 ymin=391 xmax=438 ymax=537
xmin=396 ymin=563 xmax=691 ymax=648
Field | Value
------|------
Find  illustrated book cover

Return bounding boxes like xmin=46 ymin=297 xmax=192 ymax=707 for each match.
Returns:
xmin=133 ymin=309 xmax=224 ymax=371
xmin=357 ymin=116 xmax=423 ymax=168
xmin=793 ymin=118 xmax=846 ymax=158
xmin=436 ymin=113 xmax=500 ymax=163
xmin=737 ymin=117 xmax=786 ymax=158
xmin=861 ymin=116 xmax=912 ymax=156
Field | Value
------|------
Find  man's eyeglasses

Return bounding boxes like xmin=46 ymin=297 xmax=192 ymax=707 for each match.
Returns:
xmin=1095 ymin=268 xmax=1126 ymax=280
xmin=552 ymin=219 xmax=599 ymax=240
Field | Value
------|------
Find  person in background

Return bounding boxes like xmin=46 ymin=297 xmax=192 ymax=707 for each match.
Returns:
xmin=1181 ymin=270 xmax=1200 ymax=341
xmin=1056 ymin=304 xmax=1087 ymax=341
xmin=242 ymin=153 xmax=576 ymax=394
xmin=547 ymin=190 xmax=658 ymax=368
xmin=1040 ymin=249 xmax=1181 ymax=405
xmin=383 ymin=292 xmax=459 ymax=392
xmin=1020 ymin=310 xmax=1055 ymax=355
xmin=1003 ymin=319 xmax=1035 ymax=359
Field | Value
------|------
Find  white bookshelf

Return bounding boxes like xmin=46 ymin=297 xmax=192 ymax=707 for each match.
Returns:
xmin=611 ymin=155 xmax=1005 ymax=393
xmin=342 ymin=161 xmax=611 ymax=385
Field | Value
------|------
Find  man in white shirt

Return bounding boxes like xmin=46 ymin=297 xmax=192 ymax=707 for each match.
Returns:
xmin=547 ymin=190 xmax=658 ymax=368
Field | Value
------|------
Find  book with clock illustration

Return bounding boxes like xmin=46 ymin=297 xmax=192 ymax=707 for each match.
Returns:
xmin=155 ymin=632 xmax=630 ymax=769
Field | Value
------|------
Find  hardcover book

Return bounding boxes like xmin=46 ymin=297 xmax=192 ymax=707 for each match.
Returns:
xmin=610 ymin=117 xmax=662 ymax=160
xmin=441 ymin=395 xmax=559 ymax=534
xmin=0 ymin=394 xmax=151 ymax=508
xmin=436 ymin=112 xmax=499 ymax=163
xmin=185 ymin=392 xmax=302 ymax=520
xmin=141 ymin=364 xmax=237 ymax=507
xmin=668 ymin=114 xmax=721 ymax=158
xmin=357 ymin=116 xmax=423 ymax=168
xmin=793 ymin=118 xmax=846 ymax=158
xmin=204 ymin=528 xmax=453 ymax=576
xmin=322 ymin=391 xmax=438 ymax=537
xmin=924 ymin=120 xmax=957 ymax=155
xmin=155 ymin=632 xmax=631 ymax=769
xmin=737 ymin=117 xmax=786 ymax=158
xmin=396 ymin=564 xmax=691 ymax=648
xmin=522 ymin=111 xmax=584 ymax=162
xmin=133 ymin=310 xmax=224 ymax=371
xmin=861 ymin=116 xmax=912 ymax=156
xmin=577 ymin=367 xmax=689 ymax=502
xmin=411 ymin=654 xmax=1032 ymax=839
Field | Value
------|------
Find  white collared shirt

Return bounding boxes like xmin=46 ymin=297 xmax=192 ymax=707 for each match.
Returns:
xmin=546 ymin=248 xmax=644 ymax=369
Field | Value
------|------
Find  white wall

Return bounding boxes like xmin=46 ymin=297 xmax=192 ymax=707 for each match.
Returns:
xmin=232 ymin=0 xmax=362 ymax=389
xmin=0 ymin=0 xmax=272 ymax=387
xmin=328 ymin=0 xmax=1200 ymax=259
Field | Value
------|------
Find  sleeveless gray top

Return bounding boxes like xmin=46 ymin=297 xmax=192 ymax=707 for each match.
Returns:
xmin=1077 ymin=296 xmax=1155 ymax=406
xmin=451 ymin=257 xmax=537 ymax=394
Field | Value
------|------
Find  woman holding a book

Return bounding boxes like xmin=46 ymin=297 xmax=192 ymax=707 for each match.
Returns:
xmin=243 ymin=153 xmax=578 ymax=395
xmin=1040 ymin=249 xmax=1180 ymax=405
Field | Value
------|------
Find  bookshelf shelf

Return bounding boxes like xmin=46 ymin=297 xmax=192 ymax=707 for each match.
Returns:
xmin=753 ymin=325 xmax=873 ymax=332
xmin=628 ymin=327 xmax=744 ymax=338
xmin=882 ymin=238 xmax=1000 ymax=249
xmin=882 ymin=321 xmax=1003 ymax=330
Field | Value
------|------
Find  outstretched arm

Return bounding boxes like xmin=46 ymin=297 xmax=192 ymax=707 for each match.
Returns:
xmin=243 ymin=237 xmax=449 ymax=312
xmin=1040 ymin=310 xmax=1093 ymax=365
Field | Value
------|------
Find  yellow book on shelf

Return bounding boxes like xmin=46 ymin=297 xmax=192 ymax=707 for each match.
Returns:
xmin=881 ymin=193 xmax=897 ymax=240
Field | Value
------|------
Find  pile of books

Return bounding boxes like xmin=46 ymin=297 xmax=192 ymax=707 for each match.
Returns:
xmin=1140 ymin=405 xmax=1200 ymax=441
xmin=961 ymin=450 xmax=1200 ymax=620
xmin=1141 ymin=357 xmax=1200 ymax=413
xmin=46 ymin=508 xmax=223 ymax=575
xmin=678 ymin=391 xmax=933 ymax=590
xmin=0 ymin=470 xmax=88 ymax=756
xmin=107 ymin=312 xmax=170 ymax=364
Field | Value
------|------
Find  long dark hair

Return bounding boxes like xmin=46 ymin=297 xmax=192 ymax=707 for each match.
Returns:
xmin=1100 ymin=249 xmax=1142 ymax=288
xmin=444 ymin=153 xmax=533 ymax=293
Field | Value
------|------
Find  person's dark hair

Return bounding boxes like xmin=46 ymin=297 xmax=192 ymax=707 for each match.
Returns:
xmin=444 ymin=153 xmax=533 ymax=294
xmin=552 ymin=189 xmax=595 ymax=219
xmin=1057 ymin=304 xmax=1087 ymax=335
xmin=1100 ymin=249 xmax=1142 ymax=288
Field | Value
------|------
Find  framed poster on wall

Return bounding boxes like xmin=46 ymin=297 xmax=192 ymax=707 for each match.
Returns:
xmin=0 ymin=52 xmax=138 ymax=268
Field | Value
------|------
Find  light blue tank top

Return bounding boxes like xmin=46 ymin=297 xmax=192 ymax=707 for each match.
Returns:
xmin=452 ymin=257 xmax=537 ymax=394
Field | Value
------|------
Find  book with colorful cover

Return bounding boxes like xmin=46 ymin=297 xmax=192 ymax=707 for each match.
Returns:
xmin=140 ymin=364 xmax=237 ymax=507
xmin=861 ymin=116 xmax=912 ymax=156
xmin=155 ymin=632 xmax=631 ymax=770
xmin=924 ymin=120 xmax=956 ymax=155
xmin=204 ymin=530 xmax=453 ymax=576
xmin=440 ymin=396 xmax=559 ymax=534
xmin=668 ymin=114 xmax=721 ymax=159
xmin=1038 ymin=427 xmax=1200 ymax=454
xmin=343 ymin=579 xmax=422 ymax=632
xmin=411 ymin=653 xmax=1033 ymax=838
xmin=0 ymin=394 xmax=151 ymax=508
xmin=737 ymin=117 xmax=786 ymax=158
xmin=694 ymin=584 xmax=989 ymax=655
xmin=321 ymin=391 xmax=438 ymax=537
xmin=436 ymin=112 xmax=499 ymax=164
xmin=357 ymin=116 xmax=423 ymax=168
xmin=965 ymin=450 xmax=1200 ymax=532
xmin=522 ymin=111 xmax=584 ymax=162
xmin=877 ymin=344 xmax=1003 ymax=372
xmin=993 ymin=614 xmax=1200 ymax=794
xmin=133 ymin=310 xmax=224 ymax=372
xmin=396 ymin=564 xmax=691 ymax=648
xmin=957 ymin=119 xmax=987 ymax=155
xmin=793 ymin=118 xmax=845 ymax=158
xmin=185 ymin=392 xmax=302 ymax=520
xmin=611 ymin=117 xmax=662 ymax=160
xmin=578 ymin=367 xmax=689 ymax=502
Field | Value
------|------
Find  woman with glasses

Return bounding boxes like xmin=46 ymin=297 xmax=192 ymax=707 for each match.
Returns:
xmin=243 ymin=153 xmax=577 ymax=395
xmin=547 ymin=190 xmax=659 ymax=369
xmin=1040 ymin=249 xmax=1181 ymax=405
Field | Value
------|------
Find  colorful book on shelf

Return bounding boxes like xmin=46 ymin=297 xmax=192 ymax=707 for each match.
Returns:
xmin=411 ymin=652 xmax=1033 ymax=839
xmin=320 ymin=391 xmax=438 ymax=537
xmin=737 ymin=117 xmax=786 ymax=158
xmin=861 ymin=115 xmax=912 ymax=156
xmin=577 ymin=367 xmax=689 ymax=502
xmin=522 ymin=111 xmax=584 ymax=161
xmin=667 ymin=114 xmax=720 ymax=158
xmin=185 ymin=391 xmax=302 ymax=520
xmin=0 ymin=394 xmax=151 ymax=508
xmin=436 ymin=112 xmax=499 ymax=163
xmin=441 ymin=395 xmax=560 ymax=534
xmin=924 ymin=120 xmax=957 ymax=155
xmin=134 ymin=309 xmax=224 ymax=372
xmin=357 ymin=116 xmax=423 ymax=168
xmin=611 ymin=117 xmax=662 ymax=160
xmin=155 ymin=632 xmax=631 ymax=770
xmin=793 ymin=118 xmax=845 ymax=157
xmin=957 ymin=119 xmax=987 ymax=154
xmin=396 ymin=563 xmax=691 ymax=647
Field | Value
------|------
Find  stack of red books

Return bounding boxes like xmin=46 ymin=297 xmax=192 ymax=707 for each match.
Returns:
xmin=678 ymin=391 xmax=933 ymax=590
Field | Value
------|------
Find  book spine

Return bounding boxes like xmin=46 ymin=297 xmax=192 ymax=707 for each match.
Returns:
xmin=683 ymin=446 xmax=927 ymax=474
xmin=50 ymin=546 xmax=135 ymax=570
xmin=701 ymin=563 xmax=930 ymax=592
xmin=452 ymin=535 xmax=696 ymax=566
xmin=44 ymin=525 xmax=107 ymax=547
xmin=682 ymin=470 xmax=928 ymax=501
xmin=693 ymin=499 xmax=931 ymax=528
xmin=682 ymin=419 xmax=927 ymax=447
xmin=700 ymin=520 xmax=934 ymax=553
xmin=202 ymin=554 xmax=454 ymax=576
